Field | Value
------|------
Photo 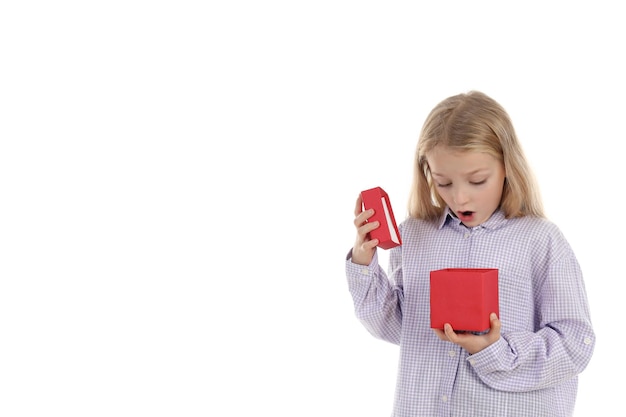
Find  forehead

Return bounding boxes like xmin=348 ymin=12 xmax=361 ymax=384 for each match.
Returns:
xmin=426 ymin=147 xmax=501 ymax=176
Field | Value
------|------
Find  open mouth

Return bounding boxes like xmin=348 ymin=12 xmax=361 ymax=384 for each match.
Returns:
xmin=457 ymin=211 xmax=475 ymax=221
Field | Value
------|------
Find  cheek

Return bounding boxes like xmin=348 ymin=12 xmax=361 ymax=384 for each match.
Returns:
xmin=435 ymin=189 xmax=453 ymax=203
xmin=485 ymin=184 xmax=504 ymax=202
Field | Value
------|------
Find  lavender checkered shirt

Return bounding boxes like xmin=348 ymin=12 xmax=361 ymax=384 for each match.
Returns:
xmin=345 ymin=208 xmax=595 ymax=417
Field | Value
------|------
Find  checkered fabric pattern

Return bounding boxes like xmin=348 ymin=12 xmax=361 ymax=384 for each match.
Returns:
xmin=346 ymin=208 xmax=595 ymax=417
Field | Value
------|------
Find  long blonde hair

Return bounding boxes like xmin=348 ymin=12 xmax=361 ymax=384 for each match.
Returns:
xmin=408 ymin=91 xmax=544 ymax=220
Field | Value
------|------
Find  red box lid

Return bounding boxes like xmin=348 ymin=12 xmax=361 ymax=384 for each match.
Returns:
xmin=360 ymin=186 xmax=402 ymax=250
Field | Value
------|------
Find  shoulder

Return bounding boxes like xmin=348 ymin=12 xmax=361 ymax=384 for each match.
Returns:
xmin=507 ymin=215 xmax=564 ymax=238
xmin=398 ymin=216 xmax=438 ymax=233
xmin=507 ymin=215 xmax=575 ymax=259
xmin=397 ymin=217 xmax=442 ymax=246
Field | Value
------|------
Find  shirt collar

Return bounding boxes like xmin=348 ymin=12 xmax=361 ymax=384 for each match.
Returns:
xmin=438 ymin=206 xmax=508 ymax=230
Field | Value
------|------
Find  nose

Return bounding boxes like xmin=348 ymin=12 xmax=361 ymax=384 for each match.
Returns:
xmin=452 ymin=186 xmax=470 ymax=206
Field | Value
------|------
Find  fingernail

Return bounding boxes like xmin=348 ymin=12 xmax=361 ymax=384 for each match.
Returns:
xmin=490 ymin=313 xmax=497 ymax=320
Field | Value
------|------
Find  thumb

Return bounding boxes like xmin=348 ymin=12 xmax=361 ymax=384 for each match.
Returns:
xmin=490 ymin=312 xmax=501 ymax=332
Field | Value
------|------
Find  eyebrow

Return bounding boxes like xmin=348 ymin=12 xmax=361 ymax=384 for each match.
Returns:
xmin=431 ymin=169 xmax=489 ymax=178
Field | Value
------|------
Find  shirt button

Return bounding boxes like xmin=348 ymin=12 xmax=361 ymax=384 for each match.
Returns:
xmin=464 ymin=232 xmax=470 ymax=239
xmin=360 ymin=268 xmax=369 ymax=275
xmin=448 ymin=350 xmax=456 ymax=357
xmin=469 ymin=359 xmax=476 ymax=366
xmin=441 ymin=395 xmax=448 ymax=403
xmin=584 ymin=337 xmax=592 ymax=345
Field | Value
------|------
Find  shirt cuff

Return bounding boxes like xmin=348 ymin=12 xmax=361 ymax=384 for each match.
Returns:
xmin=466 ymin=337 xmax=509 ymax=373
xmin=345 ymin=249 xmax=379 ymax=279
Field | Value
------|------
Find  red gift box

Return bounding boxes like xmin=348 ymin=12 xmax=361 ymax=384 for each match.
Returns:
xmin=360 ymin=186 xmax=402 ymax=250
xmin=430 ymin=268 xmax=499 ymax=332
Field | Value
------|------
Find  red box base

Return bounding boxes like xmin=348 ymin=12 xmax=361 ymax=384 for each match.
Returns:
xmin=430 ymin=268 xmax=499 ymax=332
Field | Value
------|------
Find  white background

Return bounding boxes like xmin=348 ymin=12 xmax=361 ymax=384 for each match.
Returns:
xmin=1 ymin=1 xmax=622 ymax=416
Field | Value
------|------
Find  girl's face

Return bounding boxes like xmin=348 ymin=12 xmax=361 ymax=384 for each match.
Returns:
xmin=426 ymin=147 xmax=506 ymax=227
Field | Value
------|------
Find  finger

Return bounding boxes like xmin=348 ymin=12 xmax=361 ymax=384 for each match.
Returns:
xmin=443 ymin=323 xmax=457 ymax=343
xmin=432 ymin=329 xmax=448 ymax=341
xmin=354 ymin=194 xmax=364 ymax=217
xmin=362 ymin=220 xmax=380 ymax=234
xmin=356 ymin=224 xmax=379 ymax=247
xmin=489 ymin=312 xmax=501 ymax=335
xmin=354 ymin=213 xmax=378 ymax=232
xmin=353 ymin=210 xmax=369 ymax=228
xmin=359 ymin=238 xmax=379 ymax=251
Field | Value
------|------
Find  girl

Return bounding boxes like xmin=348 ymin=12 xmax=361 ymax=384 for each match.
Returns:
xmin=346 ymin=91 xmax=595 ymax=416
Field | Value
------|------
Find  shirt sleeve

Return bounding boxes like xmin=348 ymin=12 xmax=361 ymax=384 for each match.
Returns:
xmin=467 ymin=249 xmax=595 ymax=392
xmin=345 ymin=248 xmax=404 ymax=345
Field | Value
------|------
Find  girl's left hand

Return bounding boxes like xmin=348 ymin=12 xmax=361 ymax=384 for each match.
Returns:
xmin=433 ymin=312 xmax=501 ymax=354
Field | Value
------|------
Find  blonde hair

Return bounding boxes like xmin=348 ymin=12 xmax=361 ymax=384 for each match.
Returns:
xmin=408 ymin=91 xmax=544 ymax=220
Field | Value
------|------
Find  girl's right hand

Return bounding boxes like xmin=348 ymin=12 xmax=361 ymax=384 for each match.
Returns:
xmin=351 ymin=194 xmax=380 ymax=266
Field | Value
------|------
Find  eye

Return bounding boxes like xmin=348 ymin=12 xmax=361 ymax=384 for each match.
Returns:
xmin=436 ymin=183 xmax=452 ymax=188
xmin=470 ymin=179 xmax=486 ymax=185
